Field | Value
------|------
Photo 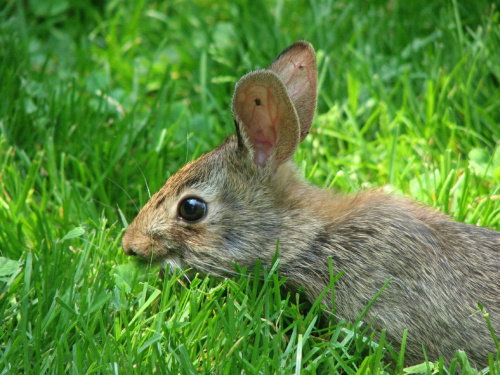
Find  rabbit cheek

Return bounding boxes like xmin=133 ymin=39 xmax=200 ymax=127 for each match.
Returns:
xmin=169 ymin=220 xmax=208 ymax=256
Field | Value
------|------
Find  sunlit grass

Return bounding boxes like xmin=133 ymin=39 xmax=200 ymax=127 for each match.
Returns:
xmin=0 ymin=0 xmax=499 ymax=373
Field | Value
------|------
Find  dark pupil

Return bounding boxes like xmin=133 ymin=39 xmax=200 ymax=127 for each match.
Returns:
xmin=179 ymin=198 xmax=206 ymax=222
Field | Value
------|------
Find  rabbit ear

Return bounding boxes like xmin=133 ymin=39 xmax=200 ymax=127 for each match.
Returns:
xmin=268 ymin=41 xmax=317 ymax=142
xmin=232 ymin=69 xmax=300 ymax=169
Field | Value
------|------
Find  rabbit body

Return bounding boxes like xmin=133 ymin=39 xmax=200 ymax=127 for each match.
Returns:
xmin=122 ymin=41 xmax=500 ymax=368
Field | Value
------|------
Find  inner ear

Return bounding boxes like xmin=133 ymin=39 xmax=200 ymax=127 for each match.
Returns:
xmin=232 ymin=70 xmax=300 ymax=169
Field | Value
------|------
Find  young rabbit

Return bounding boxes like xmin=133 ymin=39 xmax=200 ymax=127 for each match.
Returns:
xmin=122 ymin=41 xmax=500 ymax=368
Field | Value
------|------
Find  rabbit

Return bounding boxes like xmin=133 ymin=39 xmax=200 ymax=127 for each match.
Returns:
xmin=122 ymin=41 xmax=500 ymax=369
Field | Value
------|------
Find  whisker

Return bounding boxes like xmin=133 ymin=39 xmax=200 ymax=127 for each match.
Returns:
xmin=184 ymin=132 xmax=190 ymax=165
xmin=92 ymin=198 xmax=116 ymax=210
xmin=105 ymin=177 xmax=138 ymax=212
xmin=161 ymin=258 xmax=193 ymax=284
xmin=128 ymin=151 xmax=151 ymax=199
xmin=191 ymin=263 xmax=225 ymax=279
xmin=189 ymin=258 xmax=254 ymax=279
xmin=181 ymin=272 xmax=192 ymax=283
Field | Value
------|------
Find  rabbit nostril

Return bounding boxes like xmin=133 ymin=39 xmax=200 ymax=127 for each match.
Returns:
xmin=123 ymin=244 xmax=138 ymax=256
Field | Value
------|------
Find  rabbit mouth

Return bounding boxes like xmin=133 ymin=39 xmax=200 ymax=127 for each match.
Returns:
xmin=158 ymin=252 xmax=193 ymax=280
xmin=160 ymin=254 xmax=185 ymax=271
xmin=157 ymin=246 xmax=238 ymax=280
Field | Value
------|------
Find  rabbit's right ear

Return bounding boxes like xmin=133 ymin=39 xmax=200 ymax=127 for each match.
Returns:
xmin=232 ymin=69 xmax=301 ymax=170
xmin=268 ymin=41 xmax=317 ymax=142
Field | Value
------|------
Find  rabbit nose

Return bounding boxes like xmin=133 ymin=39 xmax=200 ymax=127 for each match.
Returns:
xmin=122 ymin=233 xmax=138 ymax=256
xmin=122 ymin=241 xmax=137 ymax=256
xmin=124 ymin=246 xmax=137 ymax=256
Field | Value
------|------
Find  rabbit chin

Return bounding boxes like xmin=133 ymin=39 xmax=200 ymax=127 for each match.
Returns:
xmin=159 ymin=255 xmax=186 ymax=276
xmin=158 ymin=255 xmax=205 ymax=281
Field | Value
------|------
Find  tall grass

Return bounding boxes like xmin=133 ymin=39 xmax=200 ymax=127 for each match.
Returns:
xmin=0 ymin=0 xmax=499 ymax=373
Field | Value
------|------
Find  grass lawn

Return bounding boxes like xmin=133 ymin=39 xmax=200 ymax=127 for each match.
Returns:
xmin=1 ymin=0 xmax=499 ymax=373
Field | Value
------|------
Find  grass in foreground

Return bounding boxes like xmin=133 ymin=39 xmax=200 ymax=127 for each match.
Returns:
xmin=0 ymin=0 xmax=499 ymax=373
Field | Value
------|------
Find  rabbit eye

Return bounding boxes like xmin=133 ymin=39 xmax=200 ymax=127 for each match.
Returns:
xmin=178 ymin=197 xmax=207 ymax=222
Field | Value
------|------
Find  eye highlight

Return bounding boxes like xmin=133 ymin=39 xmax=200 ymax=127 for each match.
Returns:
xmin=178 ymin=197 xmax=207 ymax=222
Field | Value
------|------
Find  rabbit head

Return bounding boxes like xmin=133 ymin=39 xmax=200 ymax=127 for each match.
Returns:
xmin=122 ymin=41 xmax=318 ymax=276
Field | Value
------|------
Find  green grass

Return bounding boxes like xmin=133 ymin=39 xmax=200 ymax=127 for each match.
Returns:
xmin=1 ymin=0 xmax=499 ymax=373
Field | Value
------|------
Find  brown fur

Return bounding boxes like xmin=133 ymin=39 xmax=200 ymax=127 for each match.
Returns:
xmin=122 ymin=41 xmax=500 ymax=369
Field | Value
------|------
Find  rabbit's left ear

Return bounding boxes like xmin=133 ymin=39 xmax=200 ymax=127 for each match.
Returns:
xmin=232 ymin=70 xmax=300 ymax=170
xmin=268 ymin=41 xmax=317 ymax=142
xmin=231 ymin=41 xmax=317 ymax=170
